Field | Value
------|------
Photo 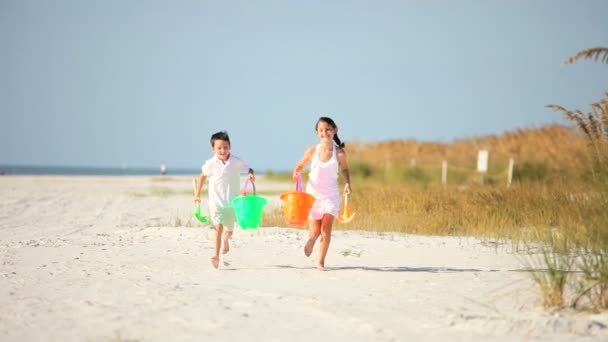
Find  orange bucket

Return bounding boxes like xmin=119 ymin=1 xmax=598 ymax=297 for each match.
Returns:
xmin=279 ymin=173 xmax=315 ymax=227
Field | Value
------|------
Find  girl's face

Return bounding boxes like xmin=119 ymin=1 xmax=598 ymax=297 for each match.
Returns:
xmin=212 ymin=139 xmax=231 ymax=161
xmin=316 ymin=121 xmax=336 ymax=143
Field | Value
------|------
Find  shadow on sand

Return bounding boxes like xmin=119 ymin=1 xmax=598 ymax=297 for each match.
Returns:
xmin=271 ymin=265 xmax=528 ymax=273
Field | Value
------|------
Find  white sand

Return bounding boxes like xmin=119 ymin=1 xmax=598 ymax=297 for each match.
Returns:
xmin=1 ymin=175 xmax=607 ymax=341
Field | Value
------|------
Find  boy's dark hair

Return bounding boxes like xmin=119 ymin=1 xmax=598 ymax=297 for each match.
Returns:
xmin=210 ymin=131 xmax=230 ymax=147
xmin=316 ymin=116 xmax=345 ymax=149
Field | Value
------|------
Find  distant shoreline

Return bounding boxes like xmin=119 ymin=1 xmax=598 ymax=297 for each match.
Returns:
xmin=0 ymin=165 xmax=281 ymax=176
xmin=0 ymin=165 xmax=200 ymax=176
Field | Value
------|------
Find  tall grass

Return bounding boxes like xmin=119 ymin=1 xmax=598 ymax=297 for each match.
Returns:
xmin=262 ymin=152 xmax=608 ymax=311
xmin=262 ymin=181 xmax=600 ymax=239
xmin=347 ymin=125 xmax=589 ymax=184
xmin=528 ymin=47 xmax=608 ymax=310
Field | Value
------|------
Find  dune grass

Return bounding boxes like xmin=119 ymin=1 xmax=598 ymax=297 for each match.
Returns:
xmin=130 ymin=186 xmax=192 ymax=197
xmin=261 ymin=173 xmax=607 ymax=311
xmin=262 ymin=181 xmax=599 ymax=239
xmin=531 ymin=50 xmax=608 ymax=311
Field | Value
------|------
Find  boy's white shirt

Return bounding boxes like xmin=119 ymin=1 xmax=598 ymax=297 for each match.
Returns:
xmin=201 ymin=154 xmax=249 ymax=209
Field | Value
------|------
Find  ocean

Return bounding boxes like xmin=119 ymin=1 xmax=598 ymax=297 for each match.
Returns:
xmin=0 ymin=165 xmax=200 ymax=176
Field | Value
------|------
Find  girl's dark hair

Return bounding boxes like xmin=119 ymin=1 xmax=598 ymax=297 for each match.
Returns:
xmin=210 ymin=131 xmax=230 ymax=147
xmin=316 ymin=116 xmax=345 ymax=149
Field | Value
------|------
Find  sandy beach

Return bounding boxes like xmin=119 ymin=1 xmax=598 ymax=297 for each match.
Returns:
xmin=1 ymin=175 xmax=607 ymax=341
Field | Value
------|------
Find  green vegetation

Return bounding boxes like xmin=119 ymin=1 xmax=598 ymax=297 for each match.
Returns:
xmin=131 ymin=186 xmax=191 ymax=198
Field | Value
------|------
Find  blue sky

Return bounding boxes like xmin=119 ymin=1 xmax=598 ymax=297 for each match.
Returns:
xmin=2 ymin=0 xmax=607 ymax=171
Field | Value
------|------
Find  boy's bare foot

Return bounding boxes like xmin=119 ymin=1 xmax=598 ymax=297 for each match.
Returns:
xmin=304 ymin=238 xmax=315 ymax=257
xmin=317 ymin=264 xmax=326 ymax=271
xmin=210 ymin=257 xmax=219 ymax=269
xmin=222 ymin=239 xmax=229 ymax=254
xmin=222 ymin=231 xmax=232 ymax=254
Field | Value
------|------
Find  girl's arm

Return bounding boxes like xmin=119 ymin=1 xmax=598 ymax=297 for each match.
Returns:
xmin=292 ymin=146 xmax=314 ymax=181
xmin=336 ymin=148 xmax=352 ymax=195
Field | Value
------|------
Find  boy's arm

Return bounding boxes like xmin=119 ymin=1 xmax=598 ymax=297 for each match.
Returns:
xmin=194 ymin=173 xmax=206 ymax=203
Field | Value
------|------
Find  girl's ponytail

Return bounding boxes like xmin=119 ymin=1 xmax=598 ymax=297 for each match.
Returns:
xmin=333 ymin=134 xmax=345 ymax=149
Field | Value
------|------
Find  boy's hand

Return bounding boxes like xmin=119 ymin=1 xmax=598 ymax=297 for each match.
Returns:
xmin=247 ymin=168 xmax=255 ymax=183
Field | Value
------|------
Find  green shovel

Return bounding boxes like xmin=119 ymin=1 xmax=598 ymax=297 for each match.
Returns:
xmin=192 ymin=178 xmax=209 ymax=223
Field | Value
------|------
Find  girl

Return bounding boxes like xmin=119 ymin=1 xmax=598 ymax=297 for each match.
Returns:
xmin=292 ymin=117 xmax=352 ymax=271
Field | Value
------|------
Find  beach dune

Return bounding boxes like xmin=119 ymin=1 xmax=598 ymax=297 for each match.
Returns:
xmin=1 ymin=176 xmax=607 ymax=341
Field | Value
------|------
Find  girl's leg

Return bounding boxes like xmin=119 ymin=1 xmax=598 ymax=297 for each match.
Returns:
xmin=304 ymin=219 xmax=321 ymax=257
xmin=317 ymin=214 xmax=334 ymax=271
xmin=211 ymin=224 xmax=223 ymax=268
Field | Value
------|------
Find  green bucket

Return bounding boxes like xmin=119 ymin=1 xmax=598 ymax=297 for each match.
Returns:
xmin=231 ymin=179 xmax=267 ymax=229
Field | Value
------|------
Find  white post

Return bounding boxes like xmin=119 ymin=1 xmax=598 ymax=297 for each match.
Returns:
xmin=441 ymin=160 xmax=448 ymax=185
xmin=507 ymin=158 xmax=514 ymax=187
xmin=477 ymin=150 xmax=489 ymax=185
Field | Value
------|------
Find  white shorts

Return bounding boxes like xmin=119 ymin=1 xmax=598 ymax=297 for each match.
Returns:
xmin=306 ymin=185 xmax=340 ymax=220
xmin=209 ymin=207 xmax=237 ymax=231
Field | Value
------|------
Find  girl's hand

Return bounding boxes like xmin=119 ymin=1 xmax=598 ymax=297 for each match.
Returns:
xmin=344 ymin=183 xmax=352 ymax=195
xmin=194 ymin=196 xmax=201 ymax=203
xmin=292 ymin=171 xmax=300 ymax=182
xmin=248 ymin=173 xmax=255 ymax=182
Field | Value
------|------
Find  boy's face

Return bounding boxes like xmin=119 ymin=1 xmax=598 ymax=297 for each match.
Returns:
xmin=212 ymin=139 xmax=231 ymax=161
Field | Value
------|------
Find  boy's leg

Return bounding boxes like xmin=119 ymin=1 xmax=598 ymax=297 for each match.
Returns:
xmin=222 ymin=230 xmax=232 ymax=254
xmin=208 ymin=208 xmax=225 ymax=268
xmin=305 ymin=219 xmax=322 ymax=257
xmin=317 ymin=214 xmax=334 ymax=271
xmin=222 ymin=209 xmax=235 ymax=254
xmin=211 ymin=224 xmax=223 ymax=269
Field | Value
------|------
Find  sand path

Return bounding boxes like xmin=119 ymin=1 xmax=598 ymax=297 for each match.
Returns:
xmin=1 ymin=176 xmax=607 ymax=341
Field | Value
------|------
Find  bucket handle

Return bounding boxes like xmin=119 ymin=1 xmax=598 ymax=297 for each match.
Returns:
xmin=295 ymin=172 xmax=302 ymax=192
xmin=241 ymin=178 xmax=256 ymax=196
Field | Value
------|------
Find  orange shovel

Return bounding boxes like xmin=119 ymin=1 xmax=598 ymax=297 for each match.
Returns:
xmin=337 ymin=193 xmax=355 ymax=223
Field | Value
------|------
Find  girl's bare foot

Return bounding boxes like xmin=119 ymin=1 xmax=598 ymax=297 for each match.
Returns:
xmin=317 ymin=264 xmax=326 ymax=271
xmin=210 ymin=257 xmax=219 ymax=269
xmin=304 ymin=238 xmax=315 ymax=257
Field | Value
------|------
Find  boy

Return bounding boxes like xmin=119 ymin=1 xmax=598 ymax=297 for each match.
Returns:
xmin=194 ymin=131 xmax=254 ymax=269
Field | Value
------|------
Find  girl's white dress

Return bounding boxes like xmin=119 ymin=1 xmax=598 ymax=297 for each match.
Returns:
xmin=306 ymin=143 xmax=340 ymax=219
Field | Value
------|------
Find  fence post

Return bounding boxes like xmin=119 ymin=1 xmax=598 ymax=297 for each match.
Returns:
xmin=477 ymin=150 xmax=489 ymax=185
xmin=507 ymin=158 xmax=514 ymax=187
